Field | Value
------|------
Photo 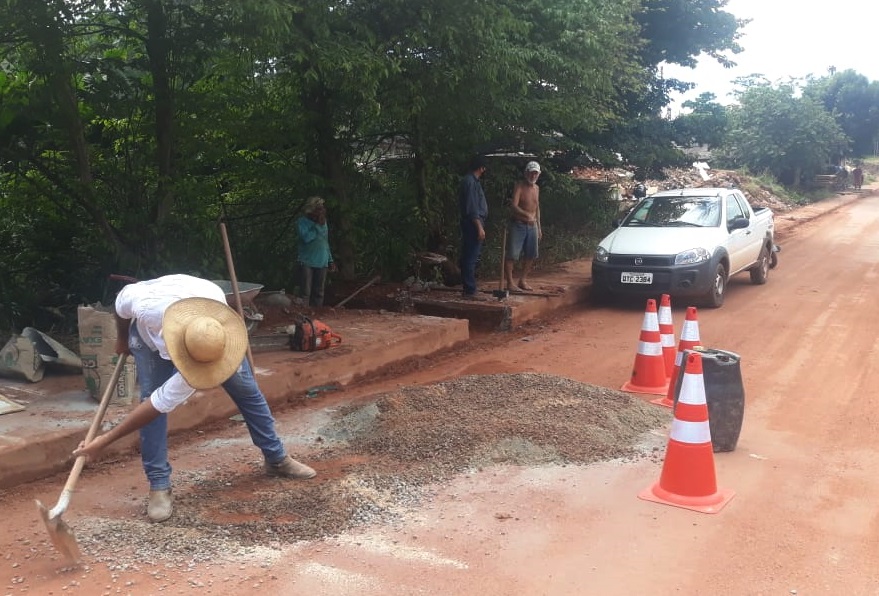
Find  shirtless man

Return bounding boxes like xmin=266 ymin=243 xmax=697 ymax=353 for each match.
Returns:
xmin=504 ymin=161 xmax=542 ymax=291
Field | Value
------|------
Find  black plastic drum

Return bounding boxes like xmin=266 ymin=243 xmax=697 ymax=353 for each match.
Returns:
xmin=672 ymin=348 xmax=745 ymax=452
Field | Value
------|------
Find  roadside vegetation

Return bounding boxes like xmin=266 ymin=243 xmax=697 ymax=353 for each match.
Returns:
xmin=0 ymin=1 xmax=877 ymax=338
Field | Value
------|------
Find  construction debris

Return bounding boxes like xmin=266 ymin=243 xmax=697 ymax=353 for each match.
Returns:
xmin=642 ymin=167 xmax=794 ymax=213
xmin=574 ymin=164 xmax=794 ymax=213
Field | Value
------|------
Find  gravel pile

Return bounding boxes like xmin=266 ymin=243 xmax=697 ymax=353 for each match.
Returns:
xmin=74 ymin=373 xmax=668 ymax=568
xmin=333 ymin=373 xmax=666 ymax=468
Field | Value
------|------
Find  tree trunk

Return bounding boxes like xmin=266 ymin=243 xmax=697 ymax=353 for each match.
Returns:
xmin=411 ymin=117 xmax=445 ymax=252
xmin=304 ymin=87 xmax=357 ymax=281
xmin=31 ymin=2 xmax=130 ymax=259
xmin=144 ymin=0 xmax=175 ymax=230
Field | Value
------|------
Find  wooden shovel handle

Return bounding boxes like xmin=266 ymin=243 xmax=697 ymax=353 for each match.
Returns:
xmin=335 ymin=275 xmax=381 ymax=309
xmin=219 ymin=222 xmax=255 ymax=369
xmin=58 ymin=355 xmax=127 ymax=500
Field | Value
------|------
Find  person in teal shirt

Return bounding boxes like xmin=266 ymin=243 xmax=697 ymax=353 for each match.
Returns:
xmin=297 ymin=196 xmax=335 ymax=306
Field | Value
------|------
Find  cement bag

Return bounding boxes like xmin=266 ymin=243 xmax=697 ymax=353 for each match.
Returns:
xmin=78 ymin=304 xmax=138 ymax=405
xmin=0 ymin=328 xmax=84 ymax=382
xmin=0 ymin=334 xmax=44 ymax=382
xmin=21 ymin=327 xmax=81 ymax=374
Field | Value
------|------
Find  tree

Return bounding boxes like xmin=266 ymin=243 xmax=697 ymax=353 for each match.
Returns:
xmin=803 ymin=70 xmax=879 ymax=157
xmin=636 ymin=0 xmax=744 ymax=69
xmin=0 ymin=0 xmax=756 ymax=332
xmin=571 ymin=0 xmax=745 ymax=169
xmin=369 ymin=0 xmax=644 ymax=246
xmin=673 ymin=92 xmax=729 ymax=148
xmin=721 ymin=84 xmax=849 ymax=187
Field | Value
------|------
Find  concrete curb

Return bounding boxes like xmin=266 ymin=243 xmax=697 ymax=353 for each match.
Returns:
xmin=0 ymin=314 xmax=469 ymax=489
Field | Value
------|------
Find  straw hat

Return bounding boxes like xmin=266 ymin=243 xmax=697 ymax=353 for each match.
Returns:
xmin=163 ymin=298 xmax=248 ymax=389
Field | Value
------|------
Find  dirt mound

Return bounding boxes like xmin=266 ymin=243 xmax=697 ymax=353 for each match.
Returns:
xmin=73 ymin=373 xmax=668 ymax=566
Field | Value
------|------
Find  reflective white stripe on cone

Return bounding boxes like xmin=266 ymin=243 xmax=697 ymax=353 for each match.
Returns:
xmin=652 ymin=305 xmax=701 ymax=408
xmin=658 ymin=294 xmax=676 ymax=379
xmin=622 ymin=299 xmax=669 ymax=395
xmin=639 ymin=351 xmax=734 ymax=514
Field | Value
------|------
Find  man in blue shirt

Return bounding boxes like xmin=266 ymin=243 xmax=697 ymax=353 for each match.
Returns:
xmin=297 ymin=196 xmax=336 ymax=307
xmin=458 ymin=156 xmax=488 ymax=299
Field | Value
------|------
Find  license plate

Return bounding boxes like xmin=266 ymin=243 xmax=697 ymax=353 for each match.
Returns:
xmin=621 ymin=272 xmax=653 ymax=284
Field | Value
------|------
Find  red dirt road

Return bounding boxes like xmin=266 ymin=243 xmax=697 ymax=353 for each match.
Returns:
xmin=4 ymin=192 xmax=879 ymax=595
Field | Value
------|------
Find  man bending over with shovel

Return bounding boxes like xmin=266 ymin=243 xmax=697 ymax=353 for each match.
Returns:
xmin=74 ymin=274 xmax=316 ymax=522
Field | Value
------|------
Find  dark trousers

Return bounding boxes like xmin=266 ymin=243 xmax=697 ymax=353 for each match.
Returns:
xmin=459 ymin=220 xmax=483 ymax=295
xmin=299 ymin=264 xmax=328 ymax=307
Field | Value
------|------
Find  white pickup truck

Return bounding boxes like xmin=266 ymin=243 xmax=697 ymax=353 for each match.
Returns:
xmin=590 ymin=187 xmax=776 ymax=307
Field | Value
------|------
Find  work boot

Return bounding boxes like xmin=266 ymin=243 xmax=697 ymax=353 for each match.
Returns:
xmin=264 ymin=456 xmax=317 ymax=479
xmin=147 ymin=489 xmax=173 ymax=522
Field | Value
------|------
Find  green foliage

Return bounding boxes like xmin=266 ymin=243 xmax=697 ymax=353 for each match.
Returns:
xmin=720 ymin=83 xmax=849 ymax=186
xmin=735 ymin=170 xmax=814 ymax=206
xmin=802 ymin=70 xmax=879 ymax=157
xmin=673 ymin=92 xmax=729 ymax=148
xmin=0 ymin=0 xmax=748 ymax=333
xmin=636 ymin=0 xmax=745 ymax=69
xmin=476 ymin=170 xmax=621 ymax=277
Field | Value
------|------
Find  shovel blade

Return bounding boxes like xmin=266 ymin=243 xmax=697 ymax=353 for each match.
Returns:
xmin=35 ymin=499 xmax=82 ymax=564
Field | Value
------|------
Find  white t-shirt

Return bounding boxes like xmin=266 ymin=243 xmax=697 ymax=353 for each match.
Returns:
xmin=115 ymin=275 xmax=230 ymax=413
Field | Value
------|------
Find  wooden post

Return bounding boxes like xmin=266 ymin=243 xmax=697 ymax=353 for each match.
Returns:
xmin=219 ymin=222 xmax=254 ymax=370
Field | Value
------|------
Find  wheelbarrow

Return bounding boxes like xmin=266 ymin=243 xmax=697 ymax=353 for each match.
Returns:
xmin=109 ymin=275 xmax=265 ymax=334
xmin=211 ymin=280 xmax=264 ymax=334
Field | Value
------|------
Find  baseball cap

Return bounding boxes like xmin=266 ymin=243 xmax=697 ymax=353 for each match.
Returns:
xmin=525 ymin=161 xmax=541 ymax=173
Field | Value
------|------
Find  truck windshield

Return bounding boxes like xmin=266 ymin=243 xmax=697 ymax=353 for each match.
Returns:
xmin=623 ymin=196 xmax=721 ymax=228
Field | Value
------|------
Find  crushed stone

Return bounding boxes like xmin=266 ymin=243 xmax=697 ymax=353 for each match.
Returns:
xmin=74 ymin=373 xmax=668 ymax=568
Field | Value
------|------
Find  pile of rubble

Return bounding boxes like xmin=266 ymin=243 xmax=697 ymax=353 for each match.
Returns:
xmin=571 ymin=164 xmax=794 ymax=213
xmin=570 ymin=166 xmax=619 ymax=183
xmin=643 ymin=166 xmax=794 ymax=213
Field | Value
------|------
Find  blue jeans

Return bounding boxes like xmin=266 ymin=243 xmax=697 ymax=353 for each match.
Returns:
xmin=459 ymin=220 xmax=483 ymax=295
xmin=129 ymin=323 xmax=287 ymax=490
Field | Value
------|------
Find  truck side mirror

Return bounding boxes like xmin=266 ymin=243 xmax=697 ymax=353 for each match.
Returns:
xmin=728 ymin=217 xmax=749 ymax=231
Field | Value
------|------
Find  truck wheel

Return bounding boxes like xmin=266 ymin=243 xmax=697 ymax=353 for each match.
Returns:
xmin=749 ymin=245 xmax=770 ymax=285
xmin=704 ymin=263 xmax=727 ymax=308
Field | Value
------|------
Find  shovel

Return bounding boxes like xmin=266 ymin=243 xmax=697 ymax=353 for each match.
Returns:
xmin=35 ymin=354 xmax=128 ymax=564
xmin=492 ymin=227 xmax=510 ymax=300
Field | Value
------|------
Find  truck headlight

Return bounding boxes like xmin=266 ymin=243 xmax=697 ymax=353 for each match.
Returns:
xmin=675 ymin=247 xmax=710 ymax=265
xmin=594 ymin=247 xmax=609 ymax=263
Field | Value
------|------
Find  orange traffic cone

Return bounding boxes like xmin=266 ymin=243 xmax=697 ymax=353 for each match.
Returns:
xmin=658 ymin=294 xmax=676 ymax=379
xmin=621 ymin=299 xmax=669 ymax=395
xmin=652 ymin=306 xmax=701 ymax=407
xmin=639 ymin=351 xmax=734 ymax=513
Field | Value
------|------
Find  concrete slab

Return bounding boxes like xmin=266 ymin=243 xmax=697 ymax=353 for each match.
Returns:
xmin=357 ymin=260 xmax=592 ymax=331
xmin=0 ymin=311 xmax=469 ymax=489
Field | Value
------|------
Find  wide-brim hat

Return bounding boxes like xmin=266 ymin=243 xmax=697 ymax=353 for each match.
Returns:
xmin=163 ymin=297 xmax=248 ymax=389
